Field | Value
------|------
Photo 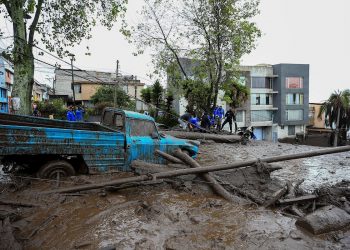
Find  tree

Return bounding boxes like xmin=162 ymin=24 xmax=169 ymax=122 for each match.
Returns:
xmin=318 ymin=89 xmax=350 ymax=146
xmin=140 ymin=86 xmax=152 ymax=104
xmin=151 ymin=80 xmax=163 ymax=113
xmin=0 ymin=0 xmax=127 ymax=114
xmin=223 ymin=82 xmax=250 ymax=109
xmin=131 ymin=0 xmax=260 ymax=111
xmin=91 ymin=85 xmax=132 ymax=108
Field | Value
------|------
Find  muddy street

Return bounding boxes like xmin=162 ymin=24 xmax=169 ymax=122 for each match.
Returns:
xmin=1 ymin=141 xmax=350 ymax=249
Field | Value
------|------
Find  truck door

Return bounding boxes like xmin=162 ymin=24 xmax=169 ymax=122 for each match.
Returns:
xmin=127 ymin=118 xmax=160 ymax=164
xmin=101 ymin=110 xmax=126 ymax=170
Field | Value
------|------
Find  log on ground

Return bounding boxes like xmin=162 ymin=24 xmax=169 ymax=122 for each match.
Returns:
xmin=296 ymin=205 xmax=350 ymax=234
xmin=164 ymin=131 xmax=241 ymax=143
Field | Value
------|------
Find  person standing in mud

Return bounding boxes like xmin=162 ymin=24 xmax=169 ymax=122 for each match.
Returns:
xmin=221 ymin=108 xmax=236 ymax=133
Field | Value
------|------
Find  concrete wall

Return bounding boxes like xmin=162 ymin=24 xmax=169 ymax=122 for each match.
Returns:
xmin=309 ymin=103 xmax=326 ymax=128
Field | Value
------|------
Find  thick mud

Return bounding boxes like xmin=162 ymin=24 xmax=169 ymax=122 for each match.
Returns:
xmin=1 ymin=141 xmax=350 ymax=249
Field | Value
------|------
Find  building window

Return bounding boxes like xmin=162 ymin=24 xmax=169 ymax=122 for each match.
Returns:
xmin=251 ymin=94 xmax=272 ymax=105
xmin=251 ymin=77 xmax=271 ymax=89
xmin=286 ymin=77 xmax=303 ymax=89
xmin=286 ymin=93 xmax=304 ymax=105
xmin=74 ymin=84 xmax=82 ymax=93
xmin=236 ymin=110 xmax=244 ymax=122
xmin=0 ymin=88 xmax=7 ymax=98
xmin=286 ymin=109 xmax=303 ymax=121
xmin=288 ymin=125 xmax=295 ymax=135
xmin=251 ymin=110 xmax=273 ymax=122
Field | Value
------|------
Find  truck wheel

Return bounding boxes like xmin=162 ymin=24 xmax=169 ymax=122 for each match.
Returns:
xmin=37 ymin=160 xmax=76 ymax=179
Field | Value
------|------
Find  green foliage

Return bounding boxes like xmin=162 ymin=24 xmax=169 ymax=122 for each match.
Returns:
xmin=141 ymin=87 xmax=152 ymax=104
xmin=37 ymin=99 xmax=67 ymax=120
xmin=132 ymin=0 xmax=260 ymax=112
xmin=91 ymin=85 xmax=131 ymax=107
xmin=1 ymin=0 xmax=127 ymax=114
xmin=319 ymin=90 xmax=350 ymax=129
xmin=151 ymin=80 xmax=163 ymax=108
xmin=223 ymin=81 xmax=250 ymax=108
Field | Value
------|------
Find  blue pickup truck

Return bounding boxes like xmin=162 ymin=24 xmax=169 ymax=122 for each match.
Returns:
xmin=0 ymin=108 xmax=199 ymax=178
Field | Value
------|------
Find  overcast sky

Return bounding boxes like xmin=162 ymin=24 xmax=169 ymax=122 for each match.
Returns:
xmin=1 ymin=0 xmax=349 ymax=103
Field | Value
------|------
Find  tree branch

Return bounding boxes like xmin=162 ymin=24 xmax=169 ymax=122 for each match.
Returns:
xmin=147 ymin=1 xmax=188 ymax=80
xmin=28 ymin=0 xmax=43 ymax=46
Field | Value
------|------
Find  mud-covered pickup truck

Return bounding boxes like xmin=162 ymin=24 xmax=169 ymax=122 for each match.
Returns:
xmin=0 ymin=108 xmax=199 ymax=178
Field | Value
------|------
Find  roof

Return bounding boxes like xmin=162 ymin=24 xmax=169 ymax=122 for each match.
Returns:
xmin=104 ymin=108 xmax=154 ymax=121
xmin=123 ymin=110 xmax=154 ymax=121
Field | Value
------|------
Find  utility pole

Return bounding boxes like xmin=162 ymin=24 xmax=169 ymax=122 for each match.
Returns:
xmin=69 ymin=53 xmax=76 ymax=105
xmin=114 ymin=60 xmax=119 ymax=108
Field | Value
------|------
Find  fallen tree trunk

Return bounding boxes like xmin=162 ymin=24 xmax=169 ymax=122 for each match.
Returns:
xmin=131 ymin=160 xmax=186 ymax=174
xmin=43 ymin=145 xmax=350 ymax=194
xmin=154 ymin=149 xmax=183 ymax=164
xmin=172 ymin=149 xmax=246 ymax=204
xmin=164 ymin=131 xmax=241 ymax=143
xmin=0 ymin=200 xmax=40 ymax=207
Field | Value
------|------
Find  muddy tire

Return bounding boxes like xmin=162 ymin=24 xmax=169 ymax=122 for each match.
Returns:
xmin=37 ymin=160 xmax=75 ymax=179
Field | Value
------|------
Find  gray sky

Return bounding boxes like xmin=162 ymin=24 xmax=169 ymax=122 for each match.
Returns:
xmin=1 ymin=0 xmax=350 ymax=102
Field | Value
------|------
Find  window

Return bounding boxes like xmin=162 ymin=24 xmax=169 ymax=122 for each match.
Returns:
xmin=74 ymin=84 xmax=82 ymax=93
xmin=286 ymin=109 xmax=303 ymax=121
xmin=251 ymin=110 xmax=273 ymax=122
xmin=286 ymin=77 xmax=303 ymax=89
xmin=236 ymin=111 xmax=244 ymax=122
xmin=286 ymin=93 xmax=303 ymax=105
xmin=130 ymin=119 xmax=157 ymax=137
xmin=114 ymin=114 xmax=124 ymax=131
xmin=0 ymin=89 xmax=7 ymax=98
xmin=288 ymin=125 xmax=295 ymax=135
xmin=252 ymin=77 xmax=271 ymax=89
xmin=251 ymin=94 xmax=272 ymax=105
xmin=103 ymin=111 xmax=114 ymax=126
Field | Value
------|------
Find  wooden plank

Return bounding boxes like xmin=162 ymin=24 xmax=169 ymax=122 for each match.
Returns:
xmin=279 ymin=195 xmax=317 ymax=205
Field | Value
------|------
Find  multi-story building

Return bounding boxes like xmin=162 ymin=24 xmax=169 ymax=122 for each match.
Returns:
xmin=32 ymin=80 xmax=50 ymax=102
xmin=0 ymin=56 xmax=14 ymax=113
xmin=52 ymin=69 xmax=145 ymax=110
xmin=272 ymin=64 xmax=309 ymax=140
xmin=168 ymin=60 xmax=309 ymax=141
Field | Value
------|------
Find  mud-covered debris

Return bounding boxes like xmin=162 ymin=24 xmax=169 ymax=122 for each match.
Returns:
xmin=296 ymin=205 xmax=350 ymax=234
xmin=135 ymin=238 xmax=155 ymax=250
xmin=0 ymin=217 xmax=22 ymax=250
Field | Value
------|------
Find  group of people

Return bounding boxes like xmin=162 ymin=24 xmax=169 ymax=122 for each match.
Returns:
xmin=67 ymin=105 xmax=85 ymax=122
xmin=179 ymin=105 xmax=238 ymax=134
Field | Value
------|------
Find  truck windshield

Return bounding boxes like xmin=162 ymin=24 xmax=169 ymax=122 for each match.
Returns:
xmin=130 ymin=119 xmax=157 ymax=137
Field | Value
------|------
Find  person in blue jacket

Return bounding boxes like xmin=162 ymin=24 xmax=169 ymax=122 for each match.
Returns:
xmin=67 ymin=106 xmax=76 ymax=121
xmin=75 ymin=106 xmax=84 ymax=122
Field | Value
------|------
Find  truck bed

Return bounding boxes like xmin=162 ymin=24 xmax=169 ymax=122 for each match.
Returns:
xmin=0 ymin=113 xmax=112 ymax=132
xmin=0 ymin=115 xmax=127 ymax=171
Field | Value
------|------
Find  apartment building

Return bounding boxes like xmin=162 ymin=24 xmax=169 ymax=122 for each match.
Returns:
xmin=0 ymin=57 xmax=14 ymax=113
xmin=52 ymin=69 xmax=145 ymax=110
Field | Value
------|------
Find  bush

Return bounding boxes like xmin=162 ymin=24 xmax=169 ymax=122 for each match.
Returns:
xmin=37 ymin=99 xmax=67 ymax=120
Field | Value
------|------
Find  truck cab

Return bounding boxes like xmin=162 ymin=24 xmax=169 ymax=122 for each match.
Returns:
xmin=101 ymin=108 xmax=198 ymax=168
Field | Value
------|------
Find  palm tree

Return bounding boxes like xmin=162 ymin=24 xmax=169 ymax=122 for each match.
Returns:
xmin=318 ymin=90 xmax=350 ymax=146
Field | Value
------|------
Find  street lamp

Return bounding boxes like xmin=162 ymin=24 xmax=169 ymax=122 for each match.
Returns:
xmin=68 ymin=53 xmax=75 ymax=105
